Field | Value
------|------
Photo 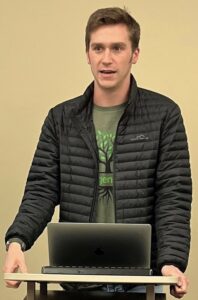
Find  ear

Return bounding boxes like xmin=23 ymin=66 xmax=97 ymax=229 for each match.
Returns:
xmin=131 ymin=48 xmax=140 ymax=64
xmin=86 ymin=51 xmax=90 ymax=64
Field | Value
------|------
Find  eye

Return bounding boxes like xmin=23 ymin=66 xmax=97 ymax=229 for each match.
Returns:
xmin=93 ymin=46 xmax=103 ymax=53
xmin=112 ymin=45 xmax=122 ymax=52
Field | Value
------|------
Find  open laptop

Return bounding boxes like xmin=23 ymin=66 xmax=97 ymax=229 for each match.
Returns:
xmin=42 ymin=222 xmax=152 ymax=276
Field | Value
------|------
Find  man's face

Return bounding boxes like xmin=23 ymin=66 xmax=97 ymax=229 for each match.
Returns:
xmin=87 ymin=24 xmax=139 ymax=91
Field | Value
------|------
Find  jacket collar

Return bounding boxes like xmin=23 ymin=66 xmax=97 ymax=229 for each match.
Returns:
xmin=70 ymin=75 xmax=139 ymax=160
xmin=73 ymin=74 xmax=139 ymax=121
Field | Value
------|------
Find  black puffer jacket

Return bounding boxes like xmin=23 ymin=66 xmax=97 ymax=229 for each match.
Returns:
xmin=6 ymin=77 xmax=192 ymax=274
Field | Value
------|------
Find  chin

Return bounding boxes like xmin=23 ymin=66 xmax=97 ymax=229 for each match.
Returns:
xmin=98 ymin=80 xmax=118 ymax=90
xmin=101 ymin=84 xmax=117 ymax=90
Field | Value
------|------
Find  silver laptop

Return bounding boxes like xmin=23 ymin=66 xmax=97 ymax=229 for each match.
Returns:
xmin=42 ymin=222 xmax=152 ymax=276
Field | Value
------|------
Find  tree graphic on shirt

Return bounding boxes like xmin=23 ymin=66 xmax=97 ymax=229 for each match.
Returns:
xmin=96 ymin=130 xmax=115 ymax=201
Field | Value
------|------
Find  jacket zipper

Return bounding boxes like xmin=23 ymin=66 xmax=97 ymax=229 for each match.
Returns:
xmin=89 ymin=122 xmax=99 ymax=223
xmin=89 ymin=166 xmax=99 ymax=222
xmin=113 ymin=127 xmax=119 ymax=223
xmin=113 ymin=110 xmax=127 ymax=223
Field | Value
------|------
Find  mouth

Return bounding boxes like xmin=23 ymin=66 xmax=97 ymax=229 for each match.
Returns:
xmin=99 ymin=70 xmax=116 ymax=74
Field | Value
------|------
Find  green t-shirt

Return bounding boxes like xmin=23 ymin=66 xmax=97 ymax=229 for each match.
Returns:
xmin=93 ymin=103 xmax=126 ymax=223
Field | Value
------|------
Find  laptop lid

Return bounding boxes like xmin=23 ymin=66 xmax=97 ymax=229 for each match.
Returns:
xmin=47 ymin=223 xmax=151 ymax=268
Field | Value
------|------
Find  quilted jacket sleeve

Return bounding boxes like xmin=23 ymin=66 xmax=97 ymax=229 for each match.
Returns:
xmin=5 ymin=109 xmax=60 ymax=250
xmin=155 ymin=104 xmax=192 ymax=273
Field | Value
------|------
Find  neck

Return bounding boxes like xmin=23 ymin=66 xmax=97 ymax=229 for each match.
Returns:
xmin=93 ymin=77 xmax=131 ymax=107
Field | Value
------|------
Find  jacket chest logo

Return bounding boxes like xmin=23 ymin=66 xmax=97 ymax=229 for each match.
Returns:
xmin=130 ymin=134 xmax=149 ymax=141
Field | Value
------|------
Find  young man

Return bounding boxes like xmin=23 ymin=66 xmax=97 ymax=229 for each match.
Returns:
xmin=4 ymin=7 xmax=192 ymax=298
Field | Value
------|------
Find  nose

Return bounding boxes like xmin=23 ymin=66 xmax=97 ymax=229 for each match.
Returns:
xmin=101 ymin=49 xmax=112 ymax=65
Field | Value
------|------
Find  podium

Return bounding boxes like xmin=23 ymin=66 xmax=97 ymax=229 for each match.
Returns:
xmin=4 ymin=273 xmax=178 ymax=300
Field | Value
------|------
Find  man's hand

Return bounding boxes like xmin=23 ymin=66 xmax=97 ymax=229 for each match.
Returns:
xmin=161 ymin=265 xmax=189 ymax=298
xmin=3 ymin=242 xmax=28 ymax=288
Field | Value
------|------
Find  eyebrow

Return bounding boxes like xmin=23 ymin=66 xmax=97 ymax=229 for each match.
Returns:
xmin=90 ymin=42 xmax=127 ymax=49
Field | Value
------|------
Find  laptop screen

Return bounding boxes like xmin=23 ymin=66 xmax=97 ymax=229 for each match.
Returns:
xmin=47 ymin=223 xmax=151 ymax=268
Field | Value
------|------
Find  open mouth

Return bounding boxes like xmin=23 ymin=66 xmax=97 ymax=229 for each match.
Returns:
xmin=99 ymin=70 xmax=116 ymax=74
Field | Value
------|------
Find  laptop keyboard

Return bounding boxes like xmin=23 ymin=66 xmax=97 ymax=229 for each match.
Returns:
xmin=42 ymin=265 xmax=152 ymax=276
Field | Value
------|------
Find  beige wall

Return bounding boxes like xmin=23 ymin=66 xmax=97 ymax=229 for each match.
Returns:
xmin=0 ymin=1 xmax=197 ymax=299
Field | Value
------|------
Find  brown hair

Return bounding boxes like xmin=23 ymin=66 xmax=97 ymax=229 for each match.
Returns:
xmin=85 ymin=7 xmax=140 ymax=52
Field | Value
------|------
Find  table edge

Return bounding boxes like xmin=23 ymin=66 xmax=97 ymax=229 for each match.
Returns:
xmin=4 ymin=273 xmax=178 ymax=285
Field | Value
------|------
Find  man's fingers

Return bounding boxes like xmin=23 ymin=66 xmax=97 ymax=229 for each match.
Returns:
xmin=161 ymin=265 xmax=189 ymax=298
xmin=3 ymin=244 xmax=28 ymax=289
xmin=6 ymin=280 xmax=21 ymax=288
xmin=170 ymin=286 xmax=185 ymax=299
xmin=19 ymin=261 xmax=28 ymax=273
xmin=170 ymin=276 xmax=188 ymax=299
xmin=177 ymin=275 xmax=188 ymax=292
xmin=4 ymin=264 xmax=23 ymax=288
